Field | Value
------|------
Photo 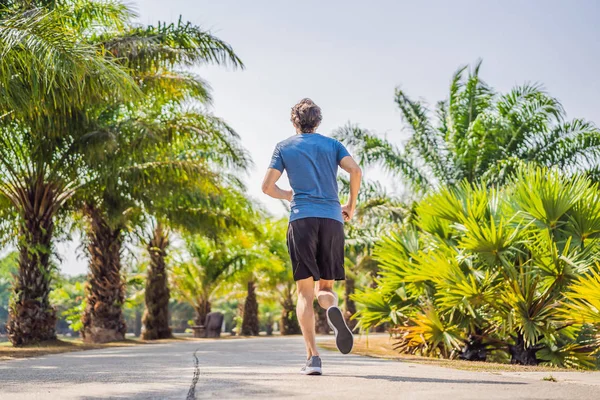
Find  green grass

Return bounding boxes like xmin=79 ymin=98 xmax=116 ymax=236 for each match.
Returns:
xmin=543 ymin=375 xmax=558 ymax=382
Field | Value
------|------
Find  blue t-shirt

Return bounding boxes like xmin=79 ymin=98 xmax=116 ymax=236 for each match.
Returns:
xmin=269 ymin=133 xmax=351 ymax=223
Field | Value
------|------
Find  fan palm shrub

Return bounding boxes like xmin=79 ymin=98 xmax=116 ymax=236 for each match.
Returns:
xmin=354 ymin=166 xmax=600 ymax=368
xmin=339 ymin=178 xmax=407 ymax=328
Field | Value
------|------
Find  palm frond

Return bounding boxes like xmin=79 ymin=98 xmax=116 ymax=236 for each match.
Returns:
xmin=99 ymin=17 xmax=243 ymax=71
xmin=563 ymin=269 xmax=600 ymax=324
xmin=334 ymin=124 xmax=432 ymax=191
xmin=447 ymin=60 xmax=494 ymax=150
xmin=0 ymin=6 xmax=139 ymax=124
xmin=138 ymin=70 xmax=212 ymax=104
xmin=395 ymin=89 xmax=452 ymax=183
xmin=61 ymin=0 xmax=135 ymax=34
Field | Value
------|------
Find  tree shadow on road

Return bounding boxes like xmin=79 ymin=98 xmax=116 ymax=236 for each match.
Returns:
xmin=332 ymin=374 xmax=527 ymax=385
xmin=80 ymin=387 xmax=186 ymax=400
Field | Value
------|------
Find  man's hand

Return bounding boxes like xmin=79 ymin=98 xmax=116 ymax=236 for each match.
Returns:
xmin=341 ymin=203 xmax=355 ymax=222
xmin=284 ymin=189 xmax=293 ymax=202
xmin=339 ymin=156 xmax=362 ymax=222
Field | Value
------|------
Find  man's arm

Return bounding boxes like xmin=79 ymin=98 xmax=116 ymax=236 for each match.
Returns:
xmin=339 ymin=156 xmax=362 ymax=221
xmin=261 ymin=168 xmax=293 ymax=201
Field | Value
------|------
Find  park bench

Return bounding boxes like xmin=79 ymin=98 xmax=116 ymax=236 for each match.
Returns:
xmin=190 ymin=325 xmax=206 ymax=338
xmin=190 ymin=312 xmax=224 ymax=338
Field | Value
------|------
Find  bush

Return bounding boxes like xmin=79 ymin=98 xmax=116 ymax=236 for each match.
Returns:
xmin=354 ymin=167 xmax=600 ymax=368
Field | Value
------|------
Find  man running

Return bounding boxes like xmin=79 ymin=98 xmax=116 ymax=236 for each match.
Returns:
xmin=261 ymin=98 xmax=362 ymax=375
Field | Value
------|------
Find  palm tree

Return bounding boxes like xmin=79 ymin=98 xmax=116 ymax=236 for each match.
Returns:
xmin=354 ymin=166 xmax=600 ymax=368
xmin=259 ymin=219 xmax=301 ymax=335
xmin=63 ymin=9 xmax=246 ymax=343
xmin=0 ymin=1 xmax=138 ymax=346
xmin=241 ymin=280 xmax=259 ymax=336
xmin=77 ymin=103 xmax=250 ymax=342
xmin=214 ymin=227 xmax=270 ymax=337
xmin=142 ymin=224 xmax=170 ymax=339
xmin=171 ymin=234 xmax=256 ymax=327
xmin=335 ymin=61 xmax=600 ymax=193
xmin=141 ymin=187 xmax=254 ymax=340
xmin=280 ymin=289 xmax=300 ymax=335
xmin=134 ymin=106 xmax=251 ymax=340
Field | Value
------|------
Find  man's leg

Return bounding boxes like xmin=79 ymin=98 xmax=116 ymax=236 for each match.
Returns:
xmin=316 ymin=279 xmax=354 ymax=355
xmin=315 ymin=279 xmax=337 ymax=310
xmin=296 ymin=277 xmax=319 ymax=358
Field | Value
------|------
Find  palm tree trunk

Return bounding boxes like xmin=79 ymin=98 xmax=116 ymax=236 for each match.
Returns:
xmin=81 ymin=204 xmax=126 ymax=343
xmin=234 ymin=301 xmax=244 ymax=335
xmin=509 ymin=333 xmax=540 ymax=365
xmin=194 ymin=300 xmax=211 ymax=326
xmin=241 ymin=280 xmax=259 ymax=336
xmin=6 ymin=189 xmax=57 ymax=346
xmin=142 ymin=224 xmax=172 ymax=340
xmin=459 ymin=329 xmax=488 ymax=361
xmin=344 ymin=277 xmax=357 ymax=330
xmin=280 ymin=292 xmax=300 ymax=335
xmin=314 ymin=301 xmax=330 ymax=334
xmin=134 ymin=307 xmax=142 ymax=337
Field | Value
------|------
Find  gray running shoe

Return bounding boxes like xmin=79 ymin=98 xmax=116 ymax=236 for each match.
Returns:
xmin=326 ymin=306 xmax=354 ymax=354
xmin=300 ymin=356 xmax=322 ymax=375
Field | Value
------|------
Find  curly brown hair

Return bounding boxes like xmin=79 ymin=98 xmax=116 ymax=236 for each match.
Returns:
xmin=290 ymin=98 xmax=322 ymax=133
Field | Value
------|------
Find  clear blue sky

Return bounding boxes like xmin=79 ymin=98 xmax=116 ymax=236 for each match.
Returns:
xmin=58 ymin=0 xmax=600 ymax=275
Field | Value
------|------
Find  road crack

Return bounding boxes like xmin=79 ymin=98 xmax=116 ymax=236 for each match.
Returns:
xmin=186 ymin=349 xmax=201 ymax=400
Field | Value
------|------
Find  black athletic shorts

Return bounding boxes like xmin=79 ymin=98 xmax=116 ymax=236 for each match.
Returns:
xmin=287 ymin=217 xmax=345 ymax=281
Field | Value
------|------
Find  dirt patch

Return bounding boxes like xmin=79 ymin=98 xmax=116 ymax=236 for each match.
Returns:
xmin=0 ymin=333 xmax=278 ymax=361
xmin=0 ymin=339 xmax=132 ymax=361
xmin=318 ymin=335 xmax=571 ymax=372
xmin=0 ymin=335 xmax=229 ymax=361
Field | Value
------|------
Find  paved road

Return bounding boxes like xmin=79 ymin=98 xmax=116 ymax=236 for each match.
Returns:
xmin=1 ymin=336 xmax=600 ymax=399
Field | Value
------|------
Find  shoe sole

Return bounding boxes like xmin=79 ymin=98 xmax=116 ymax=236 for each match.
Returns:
xmin=301 ymin=367 xmax=322 ymax=375
xmin=326 ymin=306 xmax=353 ymax=354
